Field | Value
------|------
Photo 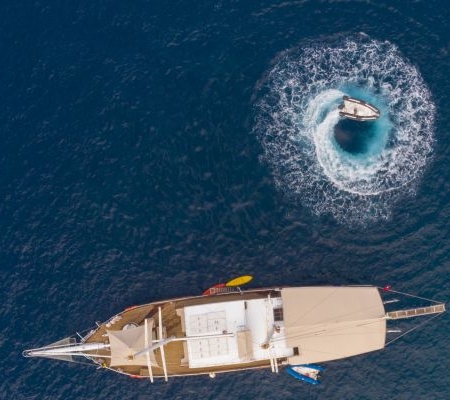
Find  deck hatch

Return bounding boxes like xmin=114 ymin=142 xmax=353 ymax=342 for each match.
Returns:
xmin=273 ymin=307 xmax=284 ymax=322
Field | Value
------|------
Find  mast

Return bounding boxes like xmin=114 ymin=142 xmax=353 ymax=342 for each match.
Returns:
xmin=144 ymin=318 xmax=154 ymax=383
xmin=23 ymin=341 xmax=110 ymax=359
xmin=158 ymin=306 xmax=169 ymax=382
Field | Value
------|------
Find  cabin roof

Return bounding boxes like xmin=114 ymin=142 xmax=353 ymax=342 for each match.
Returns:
xmin=182 ymin=296 xmax=293 ymax=368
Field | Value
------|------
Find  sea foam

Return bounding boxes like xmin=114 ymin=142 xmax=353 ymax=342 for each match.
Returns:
xmin=253 ymin=36 xmax=435 ymax=224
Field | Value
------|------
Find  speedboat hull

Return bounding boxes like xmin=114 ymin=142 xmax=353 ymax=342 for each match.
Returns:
xmin=338 ymin=95 xmax=380 ymax=121
xmin=286 ymin=364 xmax=324 ymax=385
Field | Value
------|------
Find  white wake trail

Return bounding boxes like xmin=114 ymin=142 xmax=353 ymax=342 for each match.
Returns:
xmin=253 ymin=36 xmax=435 ymax=224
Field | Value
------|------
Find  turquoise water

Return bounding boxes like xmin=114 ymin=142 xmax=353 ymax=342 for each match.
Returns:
xmin=1 ymin=1 xmax=449 ymax=399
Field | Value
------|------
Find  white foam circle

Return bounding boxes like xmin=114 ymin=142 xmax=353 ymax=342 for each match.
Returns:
xmin=254 ymin=37 xmax=435 ymax=224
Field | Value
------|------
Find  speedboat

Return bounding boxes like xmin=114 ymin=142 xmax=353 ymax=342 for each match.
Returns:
xmin=338 ymin=95 xmax=380 ymax=121
xmin=285 ymin=364 xmax=324 ymax=385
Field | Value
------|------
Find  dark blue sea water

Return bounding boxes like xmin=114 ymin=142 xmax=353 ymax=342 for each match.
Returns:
xmin=2 ymin=1 xmax=450 ymax=399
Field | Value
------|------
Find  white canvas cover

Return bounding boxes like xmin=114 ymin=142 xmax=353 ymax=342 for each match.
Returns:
xmin=107 ymin=320 xmax=158 ymax=367
xmin=281 ymin=286 xmax=386 ymax=364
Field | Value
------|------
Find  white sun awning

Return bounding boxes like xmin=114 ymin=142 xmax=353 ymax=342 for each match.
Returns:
xmin=281 ymin=286 xmax=386 ymax=364
xmin=107 ymin=319 xmax=158 ymax=367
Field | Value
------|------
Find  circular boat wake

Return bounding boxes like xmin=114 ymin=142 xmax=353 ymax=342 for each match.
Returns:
xmin=253 ymin=36 xmax=435 ymax=224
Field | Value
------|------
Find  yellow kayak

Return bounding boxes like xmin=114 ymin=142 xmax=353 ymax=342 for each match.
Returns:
xmin=226 ymin=275 xmax=253 ymax=287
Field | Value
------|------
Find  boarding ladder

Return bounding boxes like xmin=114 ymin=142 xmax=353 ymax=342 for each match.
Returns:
xmin=386 ymin=303 xmax=446 ymax=320
xmin=209 ymin=287 xmax=240 ymax=295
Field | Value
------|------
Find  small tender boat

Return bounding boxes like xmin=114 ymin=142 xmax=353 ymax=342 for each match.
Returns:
xmin=338 ymin=95 xmax=380 ymax=121
xmin=286 ymin=364 xmax=324 ymax=385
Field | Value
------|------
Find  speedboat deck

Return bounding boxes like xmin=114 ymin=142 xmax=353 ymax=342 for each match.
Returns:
xmin=338 ymin=95 xmax=380 ymax=121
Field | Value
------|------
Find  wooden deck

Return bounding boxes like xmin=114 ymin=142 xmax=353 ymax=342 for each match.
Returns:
xmin=84 ymin=289 xmax=281 ymax=378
